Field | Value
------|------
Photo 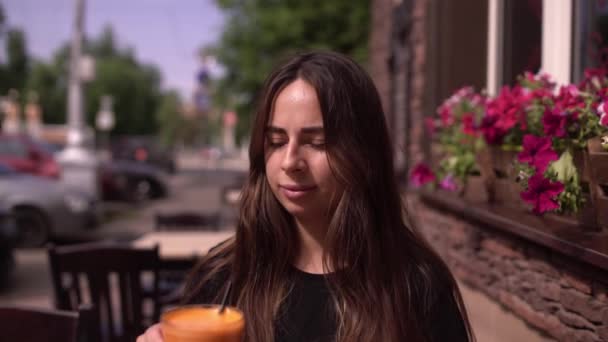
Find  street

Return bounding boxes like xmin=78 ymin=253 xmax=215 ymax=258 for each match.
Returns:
xmin=0 ymin=161 xmax=246 ymax=308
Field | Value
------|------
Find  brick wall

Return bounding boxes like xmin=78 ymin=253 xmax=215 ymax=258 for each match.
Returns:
xmin=410 ymin=196 xmax=608 ymax=342
xmin=369 ymin=0 xmax=393 ymax=120
xmin=371 ymin=0 xmax=608 ymax=341
xmin=406 ymin=0 xmax=429 ymax=168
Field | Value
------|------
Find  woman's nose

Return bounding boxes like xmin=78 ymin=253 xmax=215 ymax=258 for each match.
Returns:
xmin=281 ymin=142 xmax=305 ymax=172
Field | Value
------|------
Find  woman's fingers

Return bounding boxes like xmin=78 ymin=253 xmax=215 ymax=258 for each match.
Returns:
xmin=136 ymin=323 xmax=163 ymax=342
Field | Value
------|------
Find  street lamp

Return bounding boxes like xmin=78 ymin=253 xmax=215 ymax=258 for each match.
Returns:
xmin=95 ymin=95 xmax=115 ymax=160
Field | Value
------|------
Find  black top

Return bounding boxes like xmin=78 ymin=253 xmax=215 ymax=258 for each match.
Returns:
xmin=184 ymin=265 xmax=469 ymax=342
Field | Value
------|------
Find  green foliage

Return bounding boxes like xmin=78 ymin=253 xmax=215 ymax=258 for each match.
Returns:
xmin=547 ymin=149 xmax=585 ymax=214
xmin=211 ymin=0 xmax=370 ymax=140
xmin=21 ymin=26 xmax=164 ymax=135
xmin=0 ymin=28 xmax=29 ymax=95
xmin=156 ymin=91 xmax=183 ymax=146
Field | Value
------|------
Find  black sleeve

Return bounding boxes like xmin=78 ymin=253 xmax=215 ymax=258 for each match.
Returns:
xmin=428 ymin=289 xmax=470 ymax=342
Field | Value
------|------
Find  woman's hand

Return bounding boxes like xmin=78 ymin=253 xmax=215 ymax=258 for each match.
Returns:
xmin=136 ymin=323 xmax=163 ymax=342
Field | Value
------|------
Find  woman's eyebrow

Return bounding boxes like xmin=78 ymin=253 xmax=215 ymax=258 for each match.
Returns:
xmin=265 ymin=126 xmax=286 ymax=134
xmin=265 ymin=126 xmax=325 ymax=134
xmin=300 ymin=126 xmax=324 ymax=134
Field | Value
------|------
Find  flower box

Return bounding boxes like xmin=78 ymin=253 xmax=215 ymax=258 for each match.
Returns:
xmin=414 ymin=70 xmax=608 ymax=232
xmin=588 ymin=137 xmax=608 ymax=230
xmin=462 ymin=175 xmax=488 ymax=203
xmin=478 ymin=147 xmax=523 ymax=207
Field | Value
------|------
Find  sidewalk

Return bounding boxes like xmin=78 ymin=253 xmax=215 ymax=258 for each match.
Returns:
xmin=460 ymin=282 xmax=554 ymax=342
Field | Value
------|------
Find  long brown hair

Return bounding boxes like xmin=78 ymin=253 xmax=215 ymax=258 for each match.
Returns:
xmin=184 ymin=51 xmax=474 ymax=342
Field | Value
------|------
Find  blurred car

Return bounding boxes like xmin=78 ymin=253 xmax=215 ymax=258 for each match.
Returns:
xmin=111 ymin=136 xmax=176 ymax=174
xmin=0 ymin=205 xmax=17 ymax=287
xmin=0 ymin=134 xmax=61 ymax=179
xmin=0 ymin=163 xmax=99 ymax=247
xmin=100 ymin=160 xmax=169 ymax=202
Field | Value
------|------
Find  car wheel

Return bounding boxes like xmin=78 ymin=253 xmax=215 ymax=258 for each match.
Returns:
xmin=132 ymin=179 xmax=153 ymax=202
xmin=14 ymin=208 xmax=50 ymax=248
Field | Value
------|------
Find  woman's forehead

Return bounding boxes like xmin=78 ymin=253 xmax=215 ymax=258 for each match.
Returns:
xmin=268 ymin=79 xmax=324 ymax=127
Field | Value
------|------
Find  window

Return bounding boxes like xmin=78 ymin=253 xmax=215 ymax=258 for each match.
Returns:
xmin=573 ymin=1 xmax=608 ymax=82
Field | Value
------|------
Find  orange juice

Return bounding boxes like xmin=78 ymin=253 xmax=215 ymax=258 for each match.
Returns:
xmin=161 ymin=305 xmax=245 ymax=342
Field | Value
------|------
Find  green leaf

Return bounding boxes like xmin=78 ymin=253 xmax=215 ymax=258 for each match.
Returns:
xmin=550 ymin=150 xmax=578 ymax=184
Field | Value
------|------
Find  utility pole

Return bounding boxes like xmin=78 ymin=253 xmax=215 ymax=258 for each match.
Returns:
xmin=58 ymin=0 xmax=99 ymax=198
xmin=66 ymin=0 xmax=85 ymax=151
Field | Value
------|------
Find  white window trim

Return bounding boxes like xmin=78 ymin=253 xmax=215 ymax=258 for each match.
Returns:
xmin=541 ymin=0 xmax=573 ymax=85
xmin=486 ymin=0 xmax=573 ymax=93
xmin=486 ymin=0 xmax=504 ymax=97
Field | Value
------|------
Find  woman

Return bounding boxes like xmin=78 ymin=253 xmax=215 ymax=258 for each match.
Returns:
xmin=138 ymin=51 xmax=474 ymax=342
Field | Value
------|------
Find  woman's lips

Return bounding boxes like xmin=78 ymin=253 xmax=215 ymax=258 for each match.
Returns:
xmin=280 ymin=185 xmax=316 ymax=200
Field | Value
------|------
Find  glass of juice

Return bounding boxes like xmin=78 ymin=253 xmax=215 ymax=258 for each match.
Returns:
xmin=161 ymin=304 xmax=245 ymax=342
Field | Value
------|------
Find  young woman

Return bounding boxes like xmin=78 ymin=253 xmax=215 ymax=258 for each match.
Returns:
xmin=138 ymin=51 xmax=474 ymax=342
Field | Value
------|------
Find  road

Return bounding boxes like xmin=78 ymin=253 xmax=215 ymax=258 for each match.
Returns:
xmin=0 ymin=165 xmax=246 ymax=308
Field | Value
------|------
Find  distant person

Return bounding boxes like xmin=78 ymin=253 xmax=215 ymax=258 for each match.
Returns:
xmin=137 ymin=51 xmax=474 ymax=342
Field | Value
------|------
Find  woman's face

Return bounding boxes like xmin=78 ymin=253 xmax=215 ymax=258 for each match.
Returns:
xmin=264 ymin=78 xmax=342 ymax=222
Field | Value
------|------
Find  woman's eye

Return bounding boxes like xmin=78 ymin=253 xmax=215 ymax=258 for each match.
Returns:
xmin=267 ymin=140 xmax=286 ymax=148
xmin=309 ymin=141 xmax=326 ymax=149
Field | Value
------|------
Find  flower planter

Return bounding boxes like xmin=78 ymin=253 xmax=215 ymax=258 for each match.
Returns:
xmin=588 ymin=137 xmax=608 ymax=231
xmin=477 ymin=146 xmax=523 ymax=207
xmin=462 ymin=175 xmax=488 ymax=203
xmin=545 ymin=193 xmax=598 ymax=229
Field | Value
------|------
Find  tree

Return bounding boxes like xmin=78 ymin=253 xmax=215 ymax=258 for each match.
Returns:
xmin=156 ymin=90 xmax=182 ymax=146
xmin=0 ymin=28 xmax=29 ymax=95
xmin=25 ymin=26 xmax=164 ymax=135
xmin=210 ymin=0 xmax=370 ymax=139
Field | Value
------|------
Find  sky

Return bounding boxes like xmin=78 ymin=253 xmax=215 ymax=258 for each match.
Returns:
xmin=2 ymin=0 xmax=225 ymax=100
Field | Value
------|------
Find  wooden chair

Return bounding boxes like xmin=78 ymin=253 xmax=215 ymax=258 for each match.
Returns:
xmin=0 ymin=304 xmax=94 ymax=342
xmin=154 ymin=211 xmax=220 ymax=231
xmin=47 ymin=242 xmax=160 ymax=342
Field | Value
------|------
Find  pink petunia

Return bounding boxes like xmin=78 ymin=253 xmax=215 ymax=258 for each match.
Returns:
xmin=542 ymin=108 xmax=570 ymax=138
xmin=461 ymin=113 xmax=478 ymax=136
xmin=481 ymin=86 xmax=529 ymax=145
xmin=410 ymin=163 xmax=436 ymax=188
xmin=517 ymin=135 xmax=559 ymax=173
xmin=439 ymin=174 xmax=458 ymax=191
xmin=520 ymin=174 xmax=564 ymax=214
xmin=597 ymin=102 xmax=608 ymax=127
xmin=554 ymin=85 xmax=586 ymax=112
xmin=438 ymin=105 xmax=454 ymax=127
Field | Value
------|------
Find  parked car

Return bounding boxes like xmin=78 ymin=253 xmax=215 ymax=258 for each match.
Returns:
xmin=0 ymin=134 xmax=61 ymax=179
xmin=0 ymin=205 xmax=16 ymax=287
xmin=111 ymin=136 xmax=176 ymax=174
xmin=100 ymin=160 xmax=169 ymax=202
xmin=0 ymin=164 xmax=100 ymax=247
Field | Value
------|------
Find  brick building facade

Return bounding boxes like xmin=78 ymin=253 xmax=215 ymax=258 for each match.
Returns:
xmin=370 ymin=1 xmax=608 ymax=341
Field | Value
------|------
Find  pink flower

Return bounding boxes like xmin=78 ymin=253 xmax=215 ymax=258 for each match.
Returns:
xmin=438 ymin=105 xmax=454 ymax=127
xmin=518 ymin=135 xmax=558 ymax=172
xmin=439 ymin=174 xmax=458 ymax=191
xmin=542 ymin=108 xmax=570 ymax=138
xmin=481 ymin=86 xmax=529 ymax=144
xmin=410 ymin=163 xmax=435 ymax=188
xmin=597 ymin=102 xmax=608 ymax=127
xmin=520 ymin=174 xmax=564 ymax=214
xmin=554 ymin=85 xmax=586 ymax=113
xmin=461 ymin=113 xmax=478 ymax=136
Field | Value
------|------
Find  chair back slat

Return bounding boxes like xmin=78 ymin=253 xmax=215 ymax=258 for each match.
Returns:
xmin=47 ymin=242 xmax=159 ymax=342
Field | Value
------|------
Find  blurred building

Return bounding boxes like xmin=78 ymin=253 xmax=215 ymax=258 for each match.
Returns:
xmin=372 ymin=1 xmax=608 ymax=341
